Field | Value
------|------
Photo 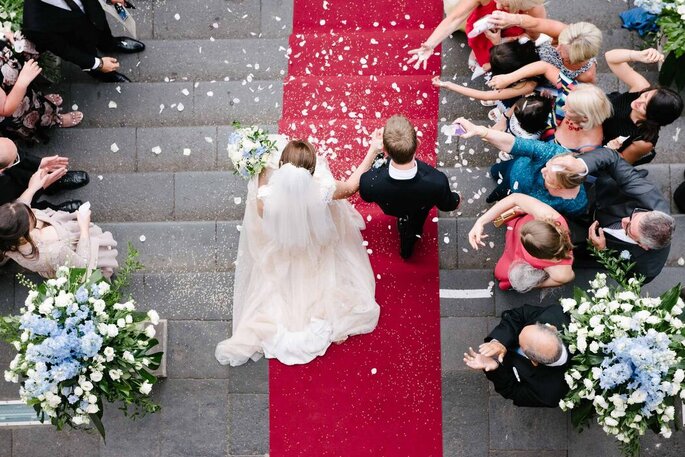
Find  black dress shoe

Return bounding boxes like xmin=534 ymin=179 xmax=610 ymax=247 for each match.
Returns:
xmin=111 ymin=37 xmax=145 ymax=53
xmin=43 ymin=200 xmax=83 ymax=213
xmin=89 ymin=70 xmax=132 ymax=83
xmin=43 ymin=171 xmax=90 ymax=195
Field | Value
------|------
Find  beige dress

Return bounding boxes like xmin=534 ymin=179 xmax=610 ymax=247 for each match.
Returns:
xmin=5 ymin=209 xmax=118 ymax=279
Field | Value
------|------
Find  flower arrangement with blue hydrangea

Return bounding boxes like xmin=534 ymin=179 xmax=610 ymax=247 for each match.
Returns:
xmin=0 ymin=248 xmax=162 ymax=441
xmin=559 ymin=247 xmax=684 ymax=457
xmin=227 ymin=122 xmax=281 ymax=179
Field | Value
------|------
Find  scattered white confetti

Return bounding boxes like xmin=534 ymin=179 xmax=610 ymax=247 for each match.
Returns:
xmin=319 ymin=19 xmax=326 ymax=25
xmin=207 ymin=91 xmax=214 ymax=97
xmin=212 ymin=22 xmax=219 ymax=29
xmin=444 ymin=236 xmax=450 ymax=244
xmin=151 ymin=146 xmax=162 ymax=155
xmin=376 ymin=274 xmax=381 ymax=280
xmin=366 ymin=249 xmax=373 ymax=254
xmin=139 ymin=235 xmax=146 ymax=242
xmin=366 ymin=215 xmax=372 ymax=222
xmin=97 ymin=175 xmax=103 ymax=180
xmin=177 ymin=103 xmax=185 ymax=112
xmin=371 ymin=368 xmax=377 ymax=375
xmin=205 ymin=137 xmax=213 ymax=143
xmin=108 ymin=101 xmax=117 ymax=109
xmin=183 ymin=148 xmax=191 ymax=156
xmin=679 ymin=257 xmax=685 ymax=266
xmin=71 ymin=104 xmax=78 ymax=111
xmin=362 ymin=240 xmax=369 ymax=246
xmin=234 ymin=197 xmax=242 ymax=205
xmin=181 ymin=88 xmax=190 ymax=96
xmin=673 ymin=127 xmax=681 ymax=143
xmin=432 ymin=217 xmax=439 ymax=223
xmin=115 ymin=85 xmax=121 ymax=94
xmin=159 ymin=104 xmax=165 ymax=114
xmin=110 ymin=143 xmax=119 ymax=153
xmin=174 ymin=13 xmax=180 ymax=20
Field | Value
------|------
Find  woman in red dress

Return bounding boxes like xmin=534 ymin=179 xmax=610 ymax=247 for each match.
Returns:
xmin=468 ymin=193 xmax=575 ymax=292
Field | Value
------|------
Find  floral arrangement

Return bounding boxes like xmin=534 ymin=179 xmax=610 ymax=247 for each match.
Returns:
xmin=0 ymin=248 xmax=162 ymax=440
xmin=559 ymin=248 xmax=684 ymax=457
xmin=0 ymin=0 xmax=23 ymax=32
xmin=623 ymin=1 xmax=685 ymax=89
xmin=227 ymin=123 xmax=282 ymax=179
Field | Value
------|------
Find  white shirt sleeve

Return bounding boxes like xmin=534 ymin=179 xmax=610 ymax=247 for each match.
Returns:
xmin=577 ymin=158 xmax=589 ymax=177
xmin=89 ymin=57 xmax=102 ymax=71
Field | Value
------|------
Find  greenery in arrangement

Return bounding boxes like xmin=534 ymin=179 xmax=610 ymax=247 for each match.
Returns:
xmin=0 ymin=0 xmax=23 ymax=31
xmin=227 ymin=122 xmax=283 ymax=179
xmin=559 ymin=247 xmax=684 ymax=457
xmin=0 ymin=247 xmax=163 ymax=441
xmin=629 ymin=0 xmax=685 ymax=89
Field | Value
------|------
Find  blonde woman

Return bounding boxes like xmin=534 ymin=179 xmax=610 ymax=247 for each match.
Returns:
xmin=468 ymin=193 xmax=575 ymax=292
xmin=489 ymin=16 xmax=602 ymax=83
xmin=407 ymin=0 xmax=546 ymax=74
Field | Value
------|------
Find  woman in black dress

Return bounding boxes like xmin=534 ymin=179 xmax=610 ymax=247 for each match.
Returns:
xmin=603 ymin=48 xmax=683 ymax=165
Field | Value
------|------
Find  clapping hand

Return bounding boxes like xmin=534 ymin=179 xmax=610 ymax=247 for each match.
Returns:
xmin=369 ymin=127 xmax=384 ymax=152
xmin=28 ymin=167 xmax=67 ymax=192
xmin=464 ymin=347 xmax=499 ymax=372
xmin=588 ymin=221 xmax=606 ymax=250
xmin=468 ymin=220 xmax=488 ymax=250
xmin=16 ymin=59 xmax=42 ymax=87
xmin=479 ymin=340 xmax=507 ymax=362
xmin=407 ymin=43 xmax=434 ymax=70
xmin=39 ymin=155 xmax=69 ymax=171
xmin=634 ymin=48 xmax=664 ymax=65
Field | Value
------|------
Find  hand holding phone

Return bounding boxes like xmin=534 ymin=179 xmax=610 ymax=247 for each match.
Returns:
xmin=453 ymin=123 xmax=467 ymax=136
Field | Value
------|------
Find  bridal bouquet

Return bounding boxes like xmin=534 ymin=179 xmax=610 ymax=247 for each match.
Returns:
xmin=0 ymin=248 xmax=162 ymax=440
xmin=227 ymin=123 xmax=282 ymax=179
xmin=558 ymin=248 xmax=685 ymax=457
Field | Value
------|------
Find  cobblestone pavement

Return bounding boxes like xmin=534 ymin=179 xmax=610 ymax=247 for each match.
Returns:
xmin=0 ymin=0 xmax=684 ymax=456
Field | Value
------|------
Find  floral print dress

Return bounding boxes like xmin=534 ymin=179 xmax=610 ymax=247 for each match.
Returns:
xmin=0 ymin=32 xmax=61 ymax=143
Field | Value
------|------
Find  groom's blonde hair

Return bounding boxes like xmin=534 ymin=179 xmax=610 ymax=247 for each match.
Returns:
xmin=281 ymin=140 xmax=317 ymax=174
xmin=383 ymin=115 xmax=417 ymax=165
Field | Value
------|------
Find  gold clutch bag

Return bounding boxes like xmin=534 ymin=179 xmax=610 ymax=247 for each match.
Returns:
xmin=493 ymin=207 xmax=521 ymax=228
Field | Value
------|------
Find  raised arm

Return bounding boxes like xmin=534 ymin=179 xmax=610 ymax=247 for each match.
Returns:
xmin=454 ymin=117 xmax=516 ymax=153
xmin=333 ymin=128 xmax=383 ymax=200
xmin=605 ymin=48 xmax=662 ymax=93
xmin=488 ymin=60 xmax=560 ymax=89
xmin=489 ymin=11 xmax=567 ymax=39
xmin=434 ymin=76 xmax=536 ymax=101
xmin=0 ymin=60 xmax=42 ymax=116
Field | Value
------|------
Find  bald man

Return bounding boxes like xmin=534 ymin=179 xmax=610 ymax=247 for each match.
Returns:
xmin=0 ymin=137 xmax=88 ymax=210
xmin=464 ymin=304 xmax=571 ymax=407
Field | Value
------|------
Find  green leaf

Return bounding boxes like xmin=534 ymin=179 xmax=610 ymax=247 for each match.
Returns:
xmin=570 ymin=399 xmax=595 ymax=430
xmin=89 ymin=412 xmax=106 ymax=442
xmin=659 ymin=284 xmax=682 ymax=312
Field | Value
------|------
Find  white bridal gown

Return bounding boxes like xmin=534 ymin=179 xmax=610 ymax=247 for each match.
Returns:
xmin=215 ymin=155 xmax=380 ymax=366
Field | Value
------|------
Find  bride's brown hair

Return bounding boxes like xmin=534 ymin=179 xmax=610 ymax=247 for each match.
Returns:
xmin=0 ymin=202 xmax=38 ymax=260
xmin=281 ymin=140 xmax=316 ymax=175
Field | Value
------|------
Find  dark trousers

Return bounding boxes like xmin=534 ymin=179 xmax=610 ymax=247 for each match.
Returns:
xmin=675 ymin=180 xmax=685 ymax=214
xmin=487 ymin=160 xmax=514 ymax=202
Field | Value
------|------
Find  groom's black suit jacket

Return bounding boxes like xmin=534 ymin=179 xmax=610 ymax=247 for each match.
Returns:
xmin=358 ymin=159 xmax=459 ymax=219
xmin=484 ymin=304 xmax=571 ymax=408
xmin=23 ymin=0 xmax=115 ymax=70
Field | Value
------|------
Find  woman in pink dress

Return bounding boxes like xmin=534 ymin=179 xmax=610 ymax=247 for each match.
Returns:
xmin=468 ymin=193 xmax=574 ymax=292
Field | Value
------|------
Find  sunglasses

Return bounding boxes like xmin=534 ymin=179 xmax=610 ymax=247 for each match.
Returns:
xmin=625 ymin=208 xmax=649 ymax=241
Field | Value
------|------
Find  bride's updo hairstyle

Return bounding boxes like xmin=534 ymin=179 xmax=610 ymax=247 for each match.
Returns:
xmin=0 ymin=202 xmax=37 ymax=260
xmin=280 ymin=140 xmax=317 ymax=175
xmin=519 ymin=219 xmax=573 ymax=260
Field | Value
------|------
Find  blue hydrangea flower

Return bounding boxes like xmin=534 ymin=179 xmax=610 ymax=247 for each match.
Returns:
xmin=228 ymin=132 xmax=242 ymax=145
xmin=75 ymin=286 xmax=89 ymax=304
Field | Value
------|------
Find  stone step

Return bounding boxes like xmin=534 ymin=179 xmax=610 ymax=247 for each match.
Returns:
xmin=55 ymin=171 xmax=247 ymax=222
xmin=30 ymin=124 xmax=277 ymax=173
xmin=60 ymin=80 xmax=282 ymax=128
xmin=60 ymin=38 xmax=290 ymax=84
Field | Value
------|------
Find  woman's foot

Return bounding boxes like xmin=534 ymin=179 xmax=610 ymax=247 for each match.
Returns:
xmin=498 ymin=151 xmax=512 ymax=161
xmin=58 ymin=111 xmax=84 ymax=128
xmin=44 ymin=94 xmax=63 ymax=106
xmin=488 ymin=107 xmax=502 ymax=122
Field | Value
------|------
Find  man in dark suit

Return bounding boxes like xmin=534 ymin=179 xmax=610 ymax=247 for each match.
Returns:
xmin=0 ymin=137 xmax=87 ymax=211
xmin=555 ymin=149 xmax=675 ymax=283
xmin=464 ymin=304 xmax=571 ymax=408
xmin=22 ymin=0 xmax=145 ymax=82
xmin=359 ymin=115 xmax=460 ymax=259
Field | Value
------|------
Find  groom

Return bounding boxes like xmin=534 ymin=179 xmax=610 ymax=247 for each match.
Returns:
xmin=359 ymin=115 xmax=460 ymax=259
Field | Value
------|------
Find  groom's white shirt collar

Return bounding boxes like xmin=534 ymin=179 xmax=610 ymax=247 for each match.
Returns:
xmin=388 ymin=160 xmax=417 ymax=180
xmin=40 ymin=0 xmax=85 ymax=12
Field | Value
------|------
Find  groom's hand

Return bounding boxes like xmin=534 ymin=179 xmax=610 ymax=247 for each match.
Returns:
xmin=369 ymin=128 xmax=384 ymax=152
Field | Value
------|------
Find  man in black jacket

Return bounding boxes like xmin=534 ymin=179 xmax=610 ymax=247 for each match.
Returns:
xmin=22 ymin=0 xmax=144 ymax=82
xmin=464 ymin=304 xmax=571 ymax=408
xmin=0 ymin=137 xmax=87 ymax=210
xmin=555 ymin=149 xmax=675 ymax=283
xmin=359 ymin=115 xmax=460 ymax=259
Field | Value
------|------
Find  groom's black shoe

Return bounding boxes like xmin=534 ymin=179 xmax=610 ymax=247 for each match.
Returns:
xmin=110 ymin=37 xmax=146 ymax=54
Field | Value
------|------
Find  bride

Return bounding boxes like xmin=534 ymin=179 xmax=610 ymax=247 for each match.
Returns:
xmin=215 ymin=132 xmax=382 ymax=366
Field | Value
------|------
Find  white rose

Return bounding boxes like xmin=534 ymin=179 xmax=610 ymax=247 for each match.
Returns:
xmin=594 ymin=396 xmax=608 ymax=409
xmin=664 ymin=406 xmax=675 ymax=421
xmin=97 ymin=323 xmax=109 ymax=336
xmin=620 ymin=303 xmax=633 ymax=313
xmin=109 ymin=369 xmax=122 ymax=381
xmin=74 ymin=386 xmax=84 ymax=397
xmin=568 ymin=322 xmax=578 ymax=333
xmin=604 ymin=417 xmax=619 ymax=427
xmin=577 ymin=302 xmax=590 ymax=315
xmin=85 ymin=403 xmax=99 ymax=414
xmin=595 ymin=287 xmax=610 ymax=299
xmin=38 ymin=298 xmax=54 ymax=315
xmin=660 ymin=426 xmax=672 ymax=438
xmin=103 ymin=347 xmax=115 ymax=362
xmin=147 ymin=310 xmax=160 ymax=325
xmin=125 ymin=302 xmax=135 ymax=311
xmin=20 ymin=330 xmax=29 ymax=342
xmin=54 ymin=291 xmax=74 ymax=308
xmin=97 ymin=282 xmax=110 ymax=296
xmin=90 ymin=371 xmax=103 ymax=382
xmin=144 ymin=325 xmax=156 ymax=338
xmin=560 ymin=298 xmax=576 ymax=312
xmin=107 ymin=324 xmax=119 ymax=338
xmin=673 ymin=369 xmax=685 ymax=384
xmin=123 ymin=351 xmax=135 ymax=363
xmin=117 ymin=318 xmax=126 ymax=328
xmin=589 ymin=341 xmax=600 ymax=353
xmin=671 ymin=305 xmax=682 ymax=316
xmin=125 ymin=315 xmax=133 ymax=324
xmin=577 ymin=337 xmax=587 ymax=353
xmin=589 ymin=315 xmax=602 ymax=328
xmin=628 ymin=389 xmax=647 ymax=404
xmin=139 ymin=381 xmax=153 ymax=395
xmin=80 ymin=381 xmax=93 ymax=392
xmin=671 ymin=318 xmax=683 ymax=329
xmin=93 ymin=299 xmax=106 ymax=315
xmin=72 ymin=415 xmax=89 ymax=425
xmin=12 ymin=341 xmax=20 ymax=350
xmin=87 ymin=394 xmax=98 ymax=404
xmin=583 ymin=379 xmax=594 ymax=390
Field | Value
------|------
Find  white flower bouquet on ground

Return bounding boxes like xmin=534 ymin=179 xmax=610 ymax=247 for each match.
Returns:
xmin=227 ymin=123 xmax=285 ymax=179
xmin=559 ymin=248 xmax=685 ymax=457
xmin=0 ymin=247 xmax=162 ymax=441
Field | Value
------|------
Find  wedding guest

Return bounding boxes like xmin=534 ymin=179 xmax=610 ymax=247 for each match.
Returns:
xmin=0 ymin=200 xmax=118 ymax=279
xmin=489 ymin=15 xmax=602 ymax=83
xmin=553 ymin=149 xmax=675 ymax=283
xmin=489 ymin=65 xmax=613 ymax=153
xmin=407 ymin=0 xmax=546 ymax=76
xmin=215 ymin=137 xmax=381 ymax=366
xmin=1 ymin=31 xmax=83 ymax=143
xmin=603 ymin=48 xmax=684 ymax=165
xmin=359 ymin=115 xmax=461 ymax=259
xmin=464 ymin=304 xmax=571 ymax=407
xmin=22 ymin=0 xmax=145 ymax=83
xmin=455 ymin=117 xmax=587 ymax=216
xmin=0 ymin=138 xmax=88 ymax=211
xmin=468 ymin=193 xmax=574 ymax=292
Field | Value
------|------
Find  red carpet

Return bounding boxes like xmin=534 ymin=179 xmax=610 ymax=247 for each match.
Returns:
xmin=271 ymin=2 xmax=444 ymax=455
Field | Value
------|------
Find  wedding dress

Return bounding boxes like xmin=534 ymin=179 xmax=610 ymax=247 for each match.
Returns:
xmin=215 ymin=154 xmax=380 ymax=366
